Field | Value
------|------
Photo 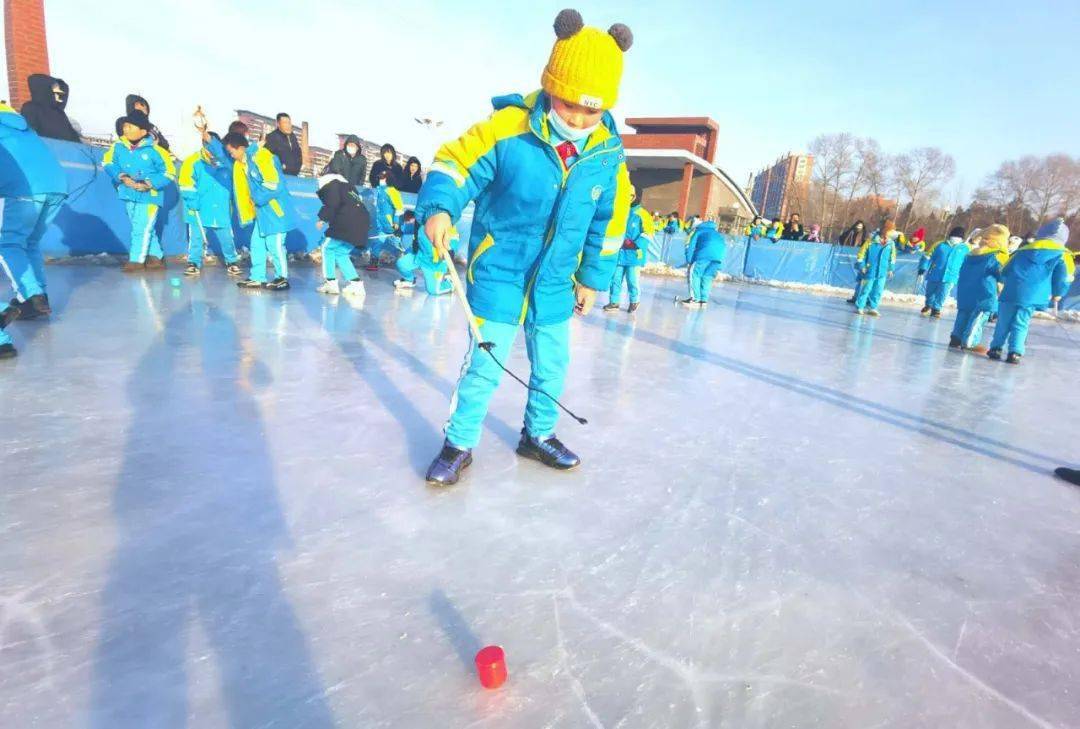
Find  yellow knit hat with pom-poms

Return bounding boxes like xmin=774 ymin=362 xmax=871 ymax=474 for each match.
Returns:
xmin=541 ymin=9 xmax=633 ymax=111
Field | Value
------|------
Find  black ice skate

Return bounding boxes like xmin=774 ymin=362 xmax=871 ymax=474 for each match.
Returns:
xmin=987 ymin=348 xmax=1003 ymax=361
xmin=602 ymin=302 xmax=620 ymax=312
xmin=237 ymin=279 xmax=266 ymax=289
xmin=948 ymin=335 xmax=963 ymax=349
xmin=628 ymin=303 xmax=639 ymax=313
xmin=516 ymin=431 xmax=580 ymax=470
xmin=184 ymin=263 xmax=200 ymax=276
xmin=930 ymin=309 xmax=942 ymax=318
xmin=425 ymin=441 xmax=473 ymax=485
xmin=1006 ymin=352 xmax=1022 ymax=365
xmin=0 ymin=343 xmax=16 ymax=359
xmin=1054 ymin=467 xmax=1080 ymax=487
xmin=265 ymin=277 xmax=291 ymax=291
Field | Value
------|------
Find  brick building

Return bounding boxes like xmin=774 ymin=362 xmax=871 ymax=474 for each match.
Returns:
xmin=750 ymin=153 xmax=813 ymax=221
xmin=4 ymin=0 xmax=50 ymax=110
xmin=621 ymin=117 xmax=755 ymax=228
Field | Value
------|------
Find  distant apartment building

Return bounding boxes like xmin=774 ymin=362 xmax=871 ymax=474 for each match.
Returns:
xmin=751 ymin=153 xmax=813 ymax=221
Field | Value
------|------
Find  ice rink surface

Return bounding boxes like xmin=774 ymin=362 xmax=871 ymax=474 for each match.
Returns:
xmin=2 ymin=264 xmax=1079 ymax=729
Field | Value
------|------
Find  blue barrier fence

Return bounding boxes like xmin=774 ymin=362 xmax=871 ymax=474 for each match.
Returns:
xmin=34 ymin=138 xmax=1080 ymax=310
xmin=650 ymin=229 xmax=1080 ymax=310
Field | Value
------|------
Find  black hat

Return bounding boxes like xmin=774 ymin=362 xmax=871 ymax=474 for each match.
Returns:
xmin=120 ymin=110 xmax=152 ymax=133
xmin=948 ymin=226 xmax=965 ymax=239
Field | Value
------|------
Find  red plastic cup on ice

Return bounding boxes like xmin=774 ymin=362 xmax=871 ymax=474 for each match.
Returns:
xmin=475 ymin=645 xmax=508 ymax=689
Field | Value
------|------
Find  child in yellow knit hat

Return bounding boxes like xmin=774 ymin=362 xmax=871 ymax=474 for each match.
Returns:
xmin=950 ymin=223 xmax=1010 ymax=353
xmin=417 ymin=8 xmax=634 ymax=485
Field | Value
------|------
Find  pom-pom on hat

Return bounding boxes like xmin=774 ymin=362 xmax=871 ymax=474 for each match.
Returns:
xmin=542 ymin=9 xmax=632 ymax=111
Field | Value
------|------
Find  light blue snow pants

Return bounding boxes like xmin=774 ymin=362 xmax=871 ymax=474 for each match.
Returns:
xmin=989 ymin=302 xmax=1033 ymax=356
xmin=445 ymin=317 xmax=571 ymax=449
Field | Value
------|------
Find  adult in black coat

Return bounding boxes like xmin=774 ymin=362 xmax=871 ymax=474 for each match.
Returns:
xmin=264 ymin=113 xmax=302 ymax=176
xmin=325 ymin=135 xmax=367 ymax=187
xmin=837 ymin=220 xmax=868 ymax=247
xmin=20 ymin=74 xmax=79 ymax=142
xmin=398 ymin=156 xmax=423 ymax=193
xmin=316 ymin=174 xmax=370 ymax=247
xmin=367 ymin=143 xmax=403 ymax=189
xmin=781 ymin=213 xmax=806 ymax=240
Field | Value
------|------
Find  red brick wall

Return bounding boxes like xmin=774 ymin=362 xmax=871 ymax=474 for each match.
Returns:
xmin=4 ymin=0 xmax=50 ymax=109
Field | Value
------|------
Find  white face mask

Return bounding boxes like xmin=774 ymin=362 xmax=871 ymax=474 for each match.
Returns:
xmin=949 ymin=236 xmax=962 ymax=244
xmin=346 ymin=144 xmax=358 ymax=156
xmin=547 ymin=109 xmax=600 ymax=143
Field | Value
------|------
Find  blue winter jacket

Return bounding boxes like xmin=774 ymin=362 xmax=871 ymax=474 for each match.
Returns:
xmin=0 ymin=103 xmax=66 ymax=197
xmin=686 ymin=221 xmax=726 ymax=264
xmin=999 ymin=240 xmax=1075 ymax=308
xmin=178 ymin=149 xmax=232 ymax=228
xmin=375 ymin=185 xmax=404 ymax=235
xmin=103 ymin=136 xmax=176 ymax=205
xmin=955 ymin=249 xmax=1007 ymax=312
xmin=925 ymin=239 xmax=969 ymax=283
xmin=617 ymin=204 xmax=653 ymax=267
xmin=415 ymin=90 xmax=631 ymax=326
xmin=242 ymin=145 xmax=296 ymax=235
xmin=856 ymin=237 xmax=896 ymax=279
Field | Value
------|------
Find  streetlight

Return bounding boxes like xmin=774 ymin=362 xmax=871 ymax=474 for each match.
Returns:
xmin=415 ymin=118 xmax=444 ymax=164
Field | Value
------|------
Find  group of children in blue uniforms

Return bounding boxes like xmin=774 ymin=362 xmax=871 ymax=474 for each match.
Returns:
xmin=844 ymin=218 xmax=1075 ymax=365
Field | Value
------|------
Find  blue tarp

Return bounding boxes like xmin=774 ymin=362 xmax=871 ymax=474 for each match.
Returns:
xmin=30 ymin=139 xmax=1080 ymax=310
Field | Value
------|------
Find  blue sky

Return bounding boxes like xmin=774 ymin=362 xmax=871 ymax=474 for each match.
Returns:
xmin=3 ymin=0 xmax=1078 ymax=203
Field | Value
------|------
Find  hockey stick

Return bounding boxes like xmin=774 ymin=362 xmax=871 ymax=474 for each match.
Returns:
xmin=437 ymin=237 xmax=588 ymax=425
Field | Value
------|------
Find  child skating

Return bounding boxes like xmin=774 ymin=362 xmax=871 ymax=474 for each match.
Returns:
xmin=417 ymin=8 xmax=633 ymax=485
xmin=677 ymin=219 xmax=726 ymax=307
xmin=853 ymin=227 xmax=896 ymax=316
xmin=367 ymin=169 xmax=404 ymax=271
xmin=395 ymin=212 xmax=461 ymax=296
xmin=921 ymin=226 xmax=969 ymax=317
xmin=987 ymin=218 xmax=1074 ymax=364
xmin=603 ymin=185 xmax=652 ymax=313
xmin=0 ymin=101 xmax=67 ymax=330
xmin=221 ymin=132 xmax=297 ymax=290
xmin=949 ymin=223 xmax=1009 ymax=353
xmin=179 ymin=133 xmax=242 ymax=277
xmin=103 ymin=110 xmax=176 ymax=272
xmin=314 ymin=173 xmax=369 ymax=299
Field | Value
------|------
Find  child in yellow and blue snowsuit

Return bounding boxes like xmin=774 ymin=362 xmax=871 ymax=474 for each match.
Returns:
xmin=854 ymin=229 xmax=897 ymax=316
xmin=604 ymin=189 xmax=652 ymax=312
xmin=921 ymin=226 xmax=969 ymax=317
xmin=394 ymin=211 xmax=460 ymax=295
xmin=103 ymin=110 xmax=175 ymax=270
xmin=418 ymin=9 xmax=633 ymax=485
xmin=988 ymin=218 xmax=1075 ymax=364
xmin=220 ymin=132 xmax=297 ymax=290
xmin=766 ymin=219 xmax=784 ymax=242
xmin=679 ymin=220 xmax=726 ymax=306
xmin=314 ymin=173 xmax=368 ymax=298
xmin=0 ymin=101 xmax=67 ymax=350
xmin=179 ymin=133 xmax=241 ymax=276
xmin=367 ymin=171 xmax=405 ymax=269
xmin=949 ymin=224 xmax=1009 ymax=352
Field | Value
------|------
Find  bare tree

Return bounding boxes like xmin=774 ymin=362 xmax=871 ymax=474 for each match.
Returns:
xmin=893 ymin=147 xmax=956 ymax=227
xmin=1029 ymin=154 xmax=1080 ymax=224
xmin=976 ymin=154 xmax=1080 ymax=231
xmin=808 ymin=132 xmax=856 ymax=237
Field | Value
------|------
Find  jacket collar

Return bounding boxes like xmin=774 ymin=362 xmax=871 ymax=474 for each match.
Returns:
xmin=492 ymin=90 xmax=621 ymax=157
